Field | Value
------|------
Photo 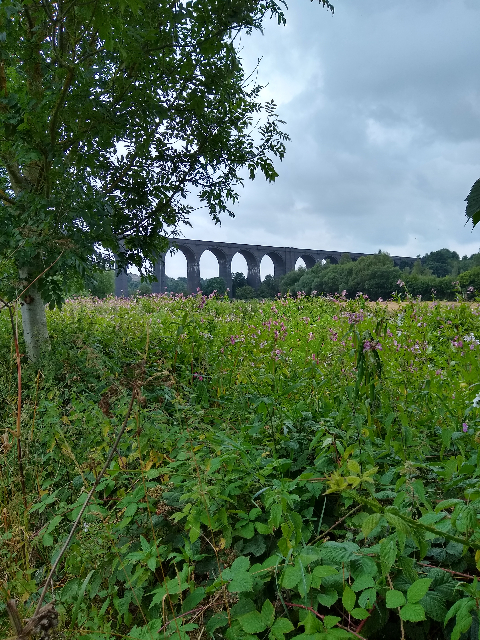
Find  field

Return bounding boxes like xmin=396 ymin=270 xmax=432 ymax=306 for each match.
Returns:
xmin=2 ymin=292 xmax=480 ymax=640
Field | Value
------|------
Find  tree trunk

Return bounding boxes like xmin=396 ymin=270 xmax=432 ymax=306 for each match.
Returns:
xmin=19 ymin=268 xmax=50 ymax=361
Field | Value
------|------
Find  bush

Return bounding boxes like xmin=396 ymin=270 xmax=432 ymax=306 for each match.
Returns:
xmin=235 ymin=285 xmax=256 ymax=299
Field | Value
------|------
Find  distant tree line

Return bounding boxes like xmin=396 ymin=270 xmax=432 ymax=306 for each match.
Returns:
xmin=280 ymin=249 xmax=480 ymax=301
xmin=82 ymin=248 xmax=480 ymax=301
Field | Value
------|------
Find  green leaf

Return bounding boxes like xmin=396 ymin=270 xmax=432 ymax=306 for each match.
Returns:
xmin=269 ymin=617 xmax=294 ymax=640
xmin=125 ymin=502 xmax=138 ymax=517
xmin=281 ymin=564 xmax=302 ymax=589
xmin=46 ymin=514 xmax=63 ymax=533
xmin=42 ymin=532 xmax=54 ymax=547
xmin=379 ymin=537 xmax=397 ymax=574
xmin=384 ymin=512 xmax=411 ymax=535
xmin=465 ymin=178 xmax=480 ymax=226
xmin=351 ymin=575 xmax=375 ymax=592
xmin=312 ymin=565 xmax=338 ymax=579
xmin=386 ymin=590 xmax=406 ymax=608
xmin=71 ymin=570 xmax=94 ymax=626
xmin=451 ymin=614 xmax=474 ymax=640
xmin=351 ymin=608 xmax=370 ymax=620
xmin=421 ymin=591 xmax=447 ymax=623
xmin=358 ymin=588 xmax=376 ymax=609
xmin=318 ymin=589 xmax=339 ymax=607
xmin=223 ymin=556 xmax=254 ymax=593
xmin=238 ymin=610 xmax=268 ymax=634
xmin=236 ymin=598 xmax=274 ymax=632
xmin=270 ymin=503 xmax=282 ymax=528
xmin=206 ymin=612 xmax=229 ymax=635
xmin=140 ymin=535 xmax=150 ymax=553
xmin=362 ymin=513 xmax=382 ymax=538
xmin=399 ymin=603 xmax=426 ymax=622
xmin=235 ymin=522 xmax=255 ymax=538
xmin=324 ymin=615 xmax=341 ymax=629
xmin=182 ymin=588 xmax=206 ymax=613
xmin=407 ymin=578 xmax=432 ymax=603
xmin=342 ymin=585 xmax=356 ymax=612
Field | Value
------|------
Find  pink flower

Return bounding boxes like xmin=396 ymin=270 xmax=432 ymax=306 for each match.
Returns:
xmin=462 ymin=423 xmax=468 ymax=433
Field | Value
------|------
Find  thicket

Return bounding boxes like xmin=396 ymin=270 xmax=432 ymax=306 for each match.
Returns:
xmin=3 ymin=294 xmax=480 ymax=639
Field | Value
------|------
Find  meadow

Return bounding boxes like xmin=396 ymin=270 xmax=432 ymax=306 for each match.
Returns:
xmin=2 ymin=292 xmax=480 ymax=640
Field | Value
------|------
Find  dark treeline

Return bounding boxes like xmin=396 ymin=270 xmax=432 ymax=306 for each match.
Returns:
xmin=84 ymin=248 xmax=480 ymax=301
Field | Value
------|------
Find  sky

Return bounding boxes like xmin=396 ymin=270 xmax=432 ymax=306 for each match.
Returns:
xmin=166 ymin=0 xmax=480 ymax=280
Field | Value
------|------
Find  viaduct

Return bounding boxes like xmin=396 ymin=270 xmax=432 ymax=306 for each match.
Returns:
xmin=115 ymin=239 xmax=416 ymax=296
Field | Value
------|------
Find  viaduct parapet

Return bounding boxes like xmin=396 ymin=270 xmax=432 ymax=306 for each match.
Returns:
xmin=115 ymin=239 xmax=416 ymax=296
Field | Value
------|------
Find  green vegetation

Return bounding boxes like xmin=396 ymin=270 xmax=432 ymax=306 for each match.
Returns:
xmin=281 ymin=249 xmax=480 ymax=301
xmin=3 ymin=293 xmax=480 ymax=639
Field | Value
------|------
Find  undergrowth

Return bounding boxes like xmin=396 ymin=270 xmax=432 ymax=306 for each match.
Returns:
xmin=2 ymin=293 xmax=480 ymax=639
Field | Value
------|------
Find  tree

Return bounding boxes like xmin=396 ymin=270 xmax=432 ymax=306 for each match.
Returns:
xmin=203 ymin=276 xmax=227 ymax=296
xmin=235 ymin=284 xmax=255 ymax=299
xmin=87 ymin=270 xmax=115 ymax=299
xmin=422 ymin=248 xmax=459 ymax=278
xmin=231 ymin=272 xmax=248 ymax=297
xmin=0 ymin=0 xmax=334 ymax=359
xmin=257 ymin=274 xmax=279 ymax=298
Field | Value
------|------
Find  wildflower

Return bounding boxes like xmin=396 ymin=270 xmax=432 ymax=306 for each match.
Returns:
xmin=363 ymin=340 xmax=381 ymax=352
xmin=193 ymin=373 xmax=204 ymax=382
xmin=397 ymin=280 xmax=405 ymax=287
xmin=462 ymin=423 xmax=469 ymax=433
xmin=308 ymin=332 xmax=314 ymax=341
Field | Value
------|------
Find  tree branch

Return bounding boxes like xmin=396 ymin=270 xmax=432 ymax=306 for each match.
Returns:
xmin=49 ymin=67 xmax=75 ymax=146
xmin=0 ymin=189 xmax=15 ymax=205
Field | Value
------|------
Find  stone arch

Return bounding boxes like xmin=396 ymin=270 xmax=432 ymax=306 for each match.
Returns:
xmin=200 ymin=246 xmax=233 ymax=293
xmin=324 ymin=253 xmax=339 ymax=265
xmin=174 ymin=244 xmax=201 ymax=293
xmin=236 ymin=249 xmax=261 ymax=289
xmin=299 ymin=253 xmax=317 ymax=269
xmin=263 ymin=251 xmax=286 ymax=280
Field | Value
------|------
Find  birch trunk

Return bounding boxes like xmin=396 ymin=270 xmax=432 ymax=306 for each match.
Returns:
xmin=19 ymin=268 xmax=50 ymax=361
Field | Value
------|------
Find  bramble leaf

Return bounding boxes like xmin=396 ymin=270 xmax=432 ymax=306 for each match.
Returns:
xmin=342 ymin=585 xmax=356 ymax=612
xmin=407 ymin=578 xmax=432 ymax=603
xmin=386 ymin=590 xmax=406 ymax=608
xmin=400 ymin=603 xmax=426 ymax=622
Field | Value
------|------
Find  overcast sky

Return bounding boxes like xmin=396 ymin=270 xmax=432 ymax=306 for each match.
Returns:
xmin=166 ymin=0 xmax=480 ymax=279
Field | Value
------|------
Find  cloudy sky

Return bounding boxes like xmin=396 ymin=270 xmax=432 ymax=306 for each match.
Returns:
xmin=166 ymin=0 xmax=480 ymax=279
